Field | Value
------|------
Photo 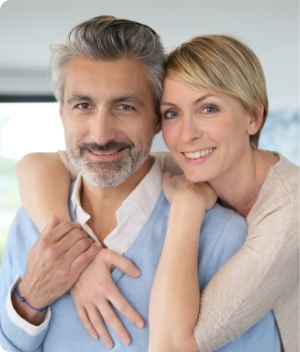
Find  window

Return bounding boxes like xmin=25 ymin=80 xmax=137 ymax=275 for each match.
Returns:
xmin=0 ymin=101 xmax=64 ymax=265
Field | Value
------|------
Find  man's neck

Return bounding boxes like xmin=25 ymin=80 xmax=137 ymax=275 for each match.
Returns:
xmin=80 ymin=157 xmax=152 ymax=243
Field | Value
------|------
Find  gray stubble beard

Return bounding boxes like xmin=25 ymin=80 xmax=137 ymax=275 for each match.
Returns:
xmin=67 ymin=135 xmax=154 ymax=187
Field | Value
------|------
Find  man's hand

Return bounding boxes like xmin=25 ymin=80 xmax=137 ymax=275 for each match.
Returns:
xmin=70 ymin=249 xmax=144 ymax=349
xmin=14 ymin=215 xmax=101 ymax=325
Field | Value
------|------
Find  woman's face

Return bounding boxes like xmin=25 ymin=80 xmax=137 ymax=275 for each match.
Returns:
xmin=161 ymin=76 xmax=259 ymax=184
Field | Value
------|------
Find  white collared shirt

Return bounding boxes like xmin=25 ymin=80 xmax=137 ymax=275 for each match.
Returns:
xmin=7 ymin=157 xmax=162 ymax=336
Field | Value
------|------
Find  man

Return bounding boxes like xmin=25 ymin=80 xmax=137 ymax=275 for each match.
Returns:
xmin=0 ymin=16 xmax=280 ymax=351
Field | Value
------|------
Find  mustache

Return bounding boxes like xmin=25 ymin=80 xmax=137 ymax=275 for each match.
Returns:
xmin=78 ymin=140 xmax=134 ymax=153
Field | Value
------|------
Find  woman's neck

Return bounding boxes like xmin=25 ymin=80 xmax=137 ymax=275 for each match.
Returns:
xmin=209 ymin=149 xmax=279 ymax=218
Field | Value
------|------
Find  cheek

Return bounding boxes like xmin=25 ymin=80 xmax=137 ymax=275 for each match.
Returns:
xmin=162 ymin=124 xmax=177 ymax=151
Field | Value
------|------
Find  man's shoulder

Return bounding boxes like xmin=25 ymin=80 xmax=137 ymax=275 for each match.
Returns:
xmin=203 ymin=203 xmax=247 ymax=239
xmin=200 ymin=203 xmax=247 ymax=261
xmin=198 ymin=204 xmax=247 ymax=287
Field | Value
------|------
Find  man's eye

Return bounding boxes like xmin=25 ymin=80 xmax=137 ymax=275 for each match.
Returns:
xmin=164 ymin=110 xmax=178 ymax=119
xmin=203 ymin=105 xmax=218 ymax=113
xmin=118 ymin=104 xmax=133 ymax=110
xmin=77 ymin=103 xmax=91 ymax=110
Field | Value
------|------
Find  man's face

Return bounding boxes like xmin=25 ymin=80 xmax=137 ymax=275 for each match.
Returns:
xmin=60 ymin=58 xmax=160 ymax=187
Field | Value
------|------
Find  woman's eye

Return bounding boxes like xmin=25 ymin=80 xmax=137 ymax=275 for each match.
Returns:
xmin=164 ymin=110 xmax=178 ymax=119
xmin=77 ymin=103 xmax=91 ymax=110
xmin=203 ymin=105 xmax=218 ymax=113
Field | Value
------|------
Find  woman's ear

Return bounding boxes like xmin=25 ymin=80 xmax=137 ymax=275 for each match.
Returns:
xmin=247 ymin=100 xmax=264 ymax=136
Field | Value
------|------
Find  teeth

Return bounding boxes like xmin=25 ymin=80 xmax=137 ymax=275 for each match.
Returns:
xmin=91 ymin=150 xmax=117 ymax=155
xmin=184 ymin=148 xmax=214 ymax=159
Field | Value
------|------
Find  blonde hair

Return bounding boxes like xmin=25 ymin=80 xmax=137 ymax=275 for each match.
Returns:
xmin=166 ymin=35 xmax=268 ymax=147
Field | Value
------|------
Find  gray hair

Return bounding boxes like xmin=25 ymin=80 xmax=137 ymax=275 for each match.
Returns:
xmin=49 ymin=15 xmax=165 ymax=114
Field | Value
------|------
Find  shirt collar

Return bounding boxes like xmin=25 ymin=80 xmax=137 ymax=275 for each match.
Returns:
xmin=71 ymin=156 xmax=162 ymax=238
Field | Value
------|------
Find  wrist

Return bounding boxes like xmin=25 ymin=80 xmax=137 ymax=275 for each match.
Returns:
xmin=12 ymin=285 xmax=46 ymax=326
xmin=18 ymin=279 xmax=49 ymax=312
xmin=171 ymin=191 xmax=207 ymax=212
xmin=14 ymin=284 xmax=49 ymax=313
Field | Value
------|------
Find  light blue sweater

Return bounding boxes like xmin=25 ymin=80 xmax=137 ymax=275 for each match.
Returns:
xmin=0 ymin=189 xmax=280 ymax=351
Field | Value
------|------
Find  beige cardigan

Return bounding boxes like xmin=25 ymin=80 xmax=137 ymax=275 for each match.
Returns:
xmin=59 ymin=151 xmax=299 ymax=352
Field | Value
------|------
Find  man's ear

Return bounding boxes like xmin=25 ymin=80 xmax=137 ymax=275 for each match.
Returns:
xmin=154 ymin=113 xmax=162 ymax=135
xmin=247 ymin=100 xmax=264 ymax=136
xmin=59 ymin=105 xmax=63 ymax=119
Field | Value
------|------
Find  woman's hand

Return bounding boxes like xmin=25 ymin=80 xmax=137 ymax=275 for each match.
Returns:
xmin=162 ymin=171 xmax=217 ymax=210
xmin=70 ymin=248 xmax=144 ymax=349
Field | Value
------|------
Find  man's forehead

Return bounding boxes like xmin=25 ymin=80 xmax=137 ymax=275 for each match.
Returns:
xmin=63 ymin=57 xmax=153 ymax=104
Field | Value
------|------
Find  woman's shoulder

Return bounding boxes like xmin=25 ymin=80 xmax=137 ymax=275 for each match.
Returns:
xmin=266 ymin=152 xmax=299 ymax=193
xmin=247 ymin=152 xmax=299 ymax=229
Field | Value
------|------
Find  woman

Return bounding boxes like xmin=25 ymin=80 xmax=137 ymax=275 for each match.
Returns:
xmin=15 ymin=36 xmax=299 ymax=351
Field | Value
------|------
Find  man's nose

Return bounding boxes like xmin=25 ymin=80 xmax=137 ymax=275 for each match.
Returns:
xmin=180 ymin=113 xmax=203 ymax=143
xmin=89 ymin=108 xmax=117 ymax=145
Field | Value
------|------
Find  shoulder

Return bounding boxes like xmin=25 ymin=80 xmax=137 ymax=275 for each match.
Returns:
xmin=248 ymin=153 xmax=299 ymax=228
xmin=198 ymin=204 xmax=247 ymax=287
xmin=200 ymin=204 xmax=247 ymax=261
xmin=6 ymin=207 xmax=40 ymax=249
xmin=203 ymin=203 xmax=247 ymax=244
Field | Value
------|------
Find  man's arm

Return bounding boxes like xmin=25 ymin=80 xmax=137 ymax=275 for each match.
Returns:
xmin=0 ymin=212 xmax=100 ymax=351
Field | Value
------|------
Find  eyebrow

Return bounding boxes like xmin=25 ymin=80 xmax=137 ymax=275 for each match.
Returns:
xmin=161 ymin=93 xmax=218 ymax=107
xmin=66 ymin=94 xmax=95 ymax=105
xmin=108 ymin=95 xmax=146 ymax=108
xmin=66 ymin=94 xmax=146 ymax=108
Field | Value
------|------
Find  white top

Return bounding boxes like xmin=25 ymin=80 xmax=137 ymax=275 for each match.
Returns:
xmin=7 ymin=157 xmax=162 ymax=336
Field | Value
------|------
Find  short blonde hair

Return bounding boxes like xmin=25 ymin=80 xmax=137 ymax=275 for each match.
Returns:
xmin=166 ymin=35 xmax=268 ymax=147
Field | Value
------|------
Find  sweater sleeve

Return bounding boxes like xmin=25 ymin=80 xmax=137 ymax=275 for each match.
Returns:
xmin=0 ymin=210 xmax=48 ymax=352
xmin=194 ymin=164 xmax=299 ymax=352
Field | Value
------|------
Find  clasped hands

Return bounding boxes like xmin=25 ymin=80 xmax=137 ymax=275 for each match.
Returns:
xmin=15 ymin=215 xmax=144 ymax=349
xmin=15 ymin=174 xmax=216 ymax=349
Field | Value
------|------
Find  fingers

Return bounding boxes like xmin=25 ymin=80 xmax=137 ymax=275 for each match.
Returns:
xmin=106 ymin=251 xmax=141 ymax=278
xmin=41 ymin=219 xmax=83 ymax=242
xmin=76 ymin=305 xmax=100 ymax=341
xmin=42 ymin=215 xmax=60 ymax=232
xmin=109 ymin=290 xmax=144 ymax=329
xmin=70 ymin=241 xmax=102 ymax=274
xmin=95 ymin=302 xmax=131 ymax=347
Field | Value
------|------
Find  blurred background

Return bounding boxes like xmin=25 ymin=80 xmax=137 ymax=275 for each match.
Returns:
xmin=0 ymin=0 xmax=299 ymax=264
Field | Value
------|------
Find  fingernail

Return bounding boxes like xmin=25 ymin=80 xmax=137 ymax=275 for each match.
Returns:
xmin=133 ymin=268 xmax=141 ymax=276
xmin=105 ymin=340 xmax=114 ymax=349
xmin=136 ymin=321 xmax=144 ymax=329
xmin=122 ymin=337 xmax=130 ymax=346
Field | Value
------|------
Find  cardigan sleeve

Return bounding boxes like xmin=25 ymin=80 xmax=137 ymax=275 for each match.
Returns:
xmin=193 ymin=163 xmax=299 ymax=352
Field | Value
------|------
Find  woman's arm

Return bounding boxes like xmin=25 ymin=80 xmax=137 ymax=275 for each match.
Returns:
xmin=149 ymin=173 xmax=217 ymax=352
xmin=15 ymin=152 xmax=72 ymax=231
xmin=192 ymin=170 xmax=299 ymax=352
